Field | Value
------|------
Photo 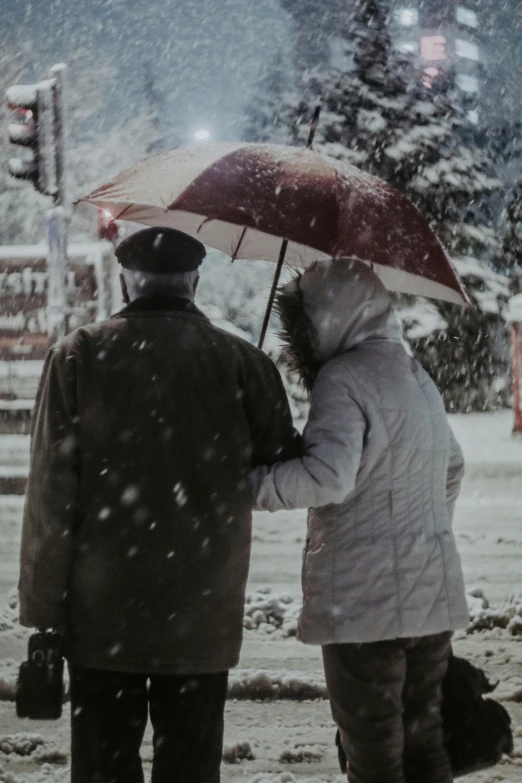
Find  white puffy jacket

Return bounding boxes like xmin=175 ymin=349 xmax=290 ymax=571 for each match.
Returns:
xmin=250 ymin=258 xmax=469 ymax=645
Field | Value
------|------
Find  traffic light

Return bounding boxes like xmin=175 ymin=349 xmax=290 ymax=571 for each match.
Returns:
xmin=6 ymin=80 xmax=58 ymax=197
xmin=98 ymin=209 xmax=119 ymax=243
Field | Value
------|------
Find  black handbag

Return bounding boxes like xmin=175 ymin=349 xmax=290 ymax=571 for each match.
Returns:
xmin=442 ymin=655 xmax=513 ymax=777
xmin=16 ymin=631 xmax=64 ymax=720
xmin=335 ymin=655 xmax=513 ymax=778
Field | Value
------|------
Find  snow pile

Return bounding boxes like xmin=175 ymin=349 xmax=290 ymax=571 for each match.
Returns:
xmin=222 ymin=740 xmax=256 ymax=764
xmin=0 ymin=764 xmax=69 ymax=783
xmin=228 ymin=670 xmax=327 ymax=701
xmin=243 ymin=588 xmax=301 ymax=638
xmin=242 ymin=587 xmax=522 ymax=640
xmin=249 ymin=775 xmax=340 ymax=783
xmin=0 ymin=734 xmax=44 ymax=756
xmin=0 ymin=589 xmax=19 ymax=633
xmin=279 ymin=744 xmax=324 ymax=764
xmin=467 ymin=589 xmax=522 ymax=635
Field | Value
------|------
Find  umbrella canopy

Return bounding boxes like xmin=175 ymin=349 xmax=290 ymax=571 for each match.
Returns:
xmin=78 ymin=142 xmax=469 ymax=307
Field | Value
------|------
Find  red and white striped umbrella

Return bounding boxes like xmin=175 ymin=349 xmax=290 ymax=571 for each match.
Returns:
xmin=78 ymin=142 xmax=469 ymax=307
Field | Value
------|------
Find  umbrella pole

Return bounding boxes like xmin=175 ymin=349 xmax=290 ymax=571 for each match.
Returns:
xmin=258 ymin=239 xmax=288 ymax=349
xmin=307 ymin=105 xmax=321 ymax=149
xmin=257 ymin=106 xmax=322 ymax=350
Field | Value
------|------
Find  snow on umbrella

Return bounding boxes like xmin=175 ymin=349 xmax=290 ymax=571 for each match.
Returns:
xmin=77 ymin=141 xmax=469 ymax=335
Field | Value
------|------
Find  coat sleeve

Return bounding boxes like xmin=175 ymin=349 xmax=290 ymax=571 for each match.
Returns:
xmin=446 ymin=426 xmax=465 ymax=520
xmin=18 ymin=345 xmax=80 ymax=629
xmin=249 ymin=364 xmax=366 ymax=511
xmin=242 ymin=352 xmax=302 ymax=467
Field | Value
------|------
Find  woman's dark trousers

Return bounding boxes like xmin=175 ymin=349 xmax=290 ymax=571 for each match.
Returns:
xmin=322 ymin=632 xmax=453 ymax=783
xmin=69 ymin=666 xmax=228 ymax=783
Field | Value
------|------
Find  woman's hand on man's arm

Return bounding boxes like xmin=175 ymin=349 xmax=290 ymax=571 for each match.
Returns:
xmin=249 ymin=364 xmax=366 ymax=512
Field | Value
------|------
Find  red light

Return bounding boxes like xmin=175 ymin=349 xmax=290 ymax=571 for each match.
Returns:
xmin=9 ymin=107 xmax=34 ymax=123
xmin=98 ymin=208 xmax=119 ymax=242
xmin=422 ymin=66 xmax=444 ymax=89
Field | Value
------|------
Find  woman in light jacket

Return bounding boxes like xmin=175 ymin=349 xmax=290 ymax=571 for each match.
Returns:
xmin=249 ymin=258 xmax=469 ymax=783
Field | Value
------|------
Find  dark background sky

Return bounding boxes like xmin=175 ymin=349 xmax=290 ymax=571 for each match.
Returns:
xmin=1 ymin=0 xmax=521 ymax=139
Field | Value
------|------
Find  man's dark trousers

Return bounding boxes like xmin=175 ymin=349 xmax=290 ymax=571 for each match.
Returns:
xmin=69 ymin=666 xmax=228 ymax=783
xmin=322 ymin=632 xmax=453 ymax=783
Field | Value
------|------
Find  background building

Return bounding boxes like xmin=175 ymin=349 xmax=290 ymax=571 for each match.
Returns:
xmin=281 ymin=0 xmax=487 ymax=123
xmin=390 ymin=1 xmax=485 ymax=121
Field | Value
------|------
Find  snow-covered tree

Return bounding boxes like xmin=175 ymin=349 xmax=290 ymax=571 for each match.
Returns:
xmin=282 ymin=0 xmax=418 ymax=173
xmin=244 ymin=0 xmax=510 ymax=411
xmin=497 ymin=183 xmax=522 ymax=277
xmin=394 ymin=82 xmax=509 ymax=411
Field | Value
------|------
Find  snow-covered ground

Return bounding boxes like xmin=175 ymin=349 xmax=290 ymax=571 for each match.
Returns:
xmin=0 ymin=411 xmax=522 ymax=782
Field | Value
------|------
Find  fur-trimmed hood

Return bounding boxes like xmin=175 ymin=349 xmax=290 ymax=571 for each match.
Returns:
xmin=276 ymin=258 xmax=403 ymax=392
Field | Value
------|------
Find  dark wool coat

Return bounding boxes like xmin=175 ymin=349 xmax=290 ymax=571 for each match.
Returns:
xmin=19 ymin=296 xmax=299 ymax=674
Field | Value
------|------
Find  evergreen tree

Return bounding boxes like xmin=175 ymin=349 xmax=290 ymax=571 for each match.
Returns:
xmin=244 ymin=0 xmax=510 ymax=411
xmin=497 ymin=183 xmax=522 ymax=277
xmin=284 ymin=0 xmax=416 ymax=174
xmin=394 ymin=83 xmax=509 ymax=411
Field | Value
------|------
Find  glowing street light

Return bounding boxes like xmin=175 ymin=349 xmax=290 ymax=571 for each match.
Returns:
xmin=194 ymin=129 xmax=211 ymax=141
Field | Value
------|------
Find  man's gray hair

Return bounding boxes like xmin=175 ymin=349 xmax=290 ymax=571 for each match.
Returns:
xmin=122 ymin=268 xmax=199 ymax=302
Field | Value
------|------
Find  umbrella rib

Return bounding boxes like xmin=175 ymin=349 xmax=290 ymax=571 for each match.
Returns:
xmin=196 ymin=215 xmax=216 ymax=233
xmin=231 ymin=227 xmax=248 ymax=263
xmin=112 ymin=204 xmax=136 ymax=222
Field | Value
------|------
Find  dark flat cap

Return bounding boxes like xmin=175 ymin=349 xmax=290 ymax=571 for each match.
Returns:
xmin=115 ymin=227 xmax=206 ymax=273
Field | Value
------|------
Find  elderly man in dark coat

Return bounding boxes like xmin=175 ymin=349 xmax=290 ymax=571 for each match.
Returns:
xmin=19 ymin=227 xmax=300 ymax=783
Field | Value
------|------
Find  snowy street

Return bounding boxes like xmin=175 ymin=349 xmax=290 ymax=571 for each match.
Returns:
xmin=0 ymin=411 xmax=521 ymax=782
xmin=3 ymin=0 xmax=522 ymax=778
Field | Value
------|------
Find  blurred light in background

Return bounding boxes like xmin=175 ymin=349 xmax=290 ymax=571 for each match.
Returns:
xmin=396 ymin=8 xmax=419 ymax=27
xmin=456 ymin=6 xmax=478 ymax=29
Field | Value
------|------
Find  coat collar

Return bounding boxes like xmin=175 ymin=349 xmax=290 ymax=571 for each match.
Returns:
xmin=113 ymin=295 xmax=209 ymax=321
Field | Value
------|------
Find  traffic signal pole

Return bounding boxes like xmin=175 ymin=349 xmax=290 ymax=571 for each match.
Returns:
xmin=50 ymin=63 xmax=68 ymax=209
xmin=47 ymin=64 xmax=68 ymax=341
